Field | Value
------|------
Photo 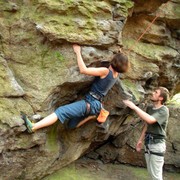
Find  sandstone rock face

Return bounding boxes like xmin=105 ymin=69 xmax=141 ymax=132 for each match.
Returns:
xmin=0 ymin=0 xmax=179 ymax=179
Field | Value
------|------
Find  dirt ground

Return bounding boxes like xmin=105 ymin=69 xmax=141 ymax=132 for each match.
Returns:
xmin=43 ymin=158 xmax=180 ymax=180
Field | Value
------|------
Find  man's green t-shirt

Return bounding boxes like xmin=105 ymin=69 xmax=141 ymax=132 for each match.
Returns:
xmin=146 ymin=105 xmax=169 ymax=138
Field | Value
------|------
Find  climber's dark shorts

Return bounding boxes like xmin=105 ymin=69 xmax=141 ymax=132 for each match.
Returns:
xmin=54 ymin=94 xmax=101 ymax=129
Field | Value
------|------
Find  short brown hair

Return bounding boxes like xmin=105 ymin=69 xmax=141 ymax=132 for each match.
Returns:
xmin=110 ymin=53 xmax=129 ymax=73
xmin=158 ymin=87 xmax=169 ymax=104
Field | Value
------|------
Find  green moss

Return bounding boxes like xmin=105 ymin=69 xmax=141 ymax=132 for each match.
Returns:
xmin=55 ymin=51 xmax=65 ymax=63
xmin=159 ymin=1 xmax=180 ymax=19
xmin=43 ymin=161 xmax=180 ymax=180
xmin=122 ymin=79 xmax=142 ymax=101
xmin=46 ymin=123 xmax=59 ymax=152
xmin=43 ymin=164 xmax=91 ymax=180
xmin=86 ymin=19 xmax=97 ymax=29
xmin=39 ymin=48 xmax=67 ymax=70
xmin=95 ymin=1 xmax=111 ymax=13
xmin=1 ymin=0 xmax=127 ymax=46
xmin=125 ymin=53 xmax=159 ymax=80
xmin=115 ymin=1 xmax=134 ymax=17
xmin=123 ymin=39 xmax=178 ymax=61
xmin=112 ymin=0 xmax=134 ymax=15
xmin=63 ymin=0 xmax=74 ymax=4
xmin=129 ymin=166 xmax=149 ymax=180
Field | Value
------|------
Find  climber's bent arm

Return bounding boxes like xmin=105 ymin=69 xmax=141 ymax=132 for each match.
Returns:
xmin=73 ymin=44 xmax=109 ymax=77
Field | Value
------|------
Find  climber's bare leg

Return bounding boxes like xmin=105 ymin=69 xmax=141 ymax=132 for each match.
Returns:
xmin=32 ymin=113 xmax=58 ymax=131
xmin=76 ymin=115 xmax=96 ymax=128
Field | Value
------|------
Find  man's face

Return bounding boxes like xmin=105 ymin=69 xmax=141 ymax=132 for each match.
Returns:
xmin=150 ymin=89 xmax=163 ymax=102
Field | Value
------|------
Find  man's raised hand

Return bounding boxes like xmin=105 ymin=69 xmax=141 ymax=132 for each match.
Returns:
xmin=123 ymin=99 xmax=136 ymax=110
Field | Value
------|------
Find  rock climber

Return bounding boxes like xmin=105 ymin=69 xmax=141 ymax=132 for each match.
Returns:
xmin=21 ymin=44 xmax=129 ymax=132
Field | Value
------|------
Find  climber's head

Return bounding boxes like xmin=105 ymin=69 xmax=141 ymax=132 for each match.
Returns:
xmin=110 ymin=53 xmax=129 ymax=73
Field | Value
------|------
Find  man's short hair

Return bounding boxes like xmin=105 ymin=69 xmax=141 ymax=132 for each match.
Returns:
xmin=157 ymin=87 xmax=170 ymax=104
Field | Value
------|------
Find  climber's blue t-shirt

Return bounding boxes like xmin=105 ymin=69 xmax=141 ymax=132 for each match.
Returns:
xmin=90 ymin=69 xmax=118 ymax=97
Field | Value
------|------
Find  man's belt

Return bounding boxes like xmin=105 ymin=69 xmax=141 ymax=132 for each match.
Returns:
xmin=145 ymin=150 xmax=164 ymax=157
xmin=145 ymin=133 xmax=165 ymax=145
xmin=144 ymin=133 xmax=165 ymax=157
xmin=89 ymin=91 xmax=103 ymax=102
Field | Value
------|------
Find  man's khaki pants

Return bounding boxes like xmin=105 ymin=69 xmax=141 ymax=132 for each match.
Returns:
xmin=145 ymin=142 xmax=166 ymax=180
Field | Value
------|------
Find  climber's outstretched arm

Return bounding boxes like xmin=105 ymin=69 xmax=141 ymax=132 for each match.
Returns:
xmin=73 ymin=44 xmax=109 ymax=78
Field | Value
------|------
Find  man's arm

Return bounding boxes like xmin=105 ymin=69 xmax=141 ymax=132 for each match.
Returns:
xmin=123 ymin=100 xmax=156 ymax=124
xmin=136 ymin=123 xmax=147 ymax=152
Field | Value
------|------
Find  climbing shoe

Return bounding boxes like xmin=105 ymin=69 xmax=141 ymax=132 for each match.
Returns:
xmin=20 ymin=111 xmax=34 ymax=133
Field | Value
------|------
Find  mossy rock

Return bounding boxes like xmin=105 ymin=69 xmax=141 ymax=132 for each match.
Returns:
xmin=122 ymin=79 xmax=144 ymax=101
xmin=123 ymin=39 xmax=179 ymax=62
xmin=0 ymin=56 xmax=25 ymax=97
xmin=0 ymin=98 xmax=33 ymax=128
